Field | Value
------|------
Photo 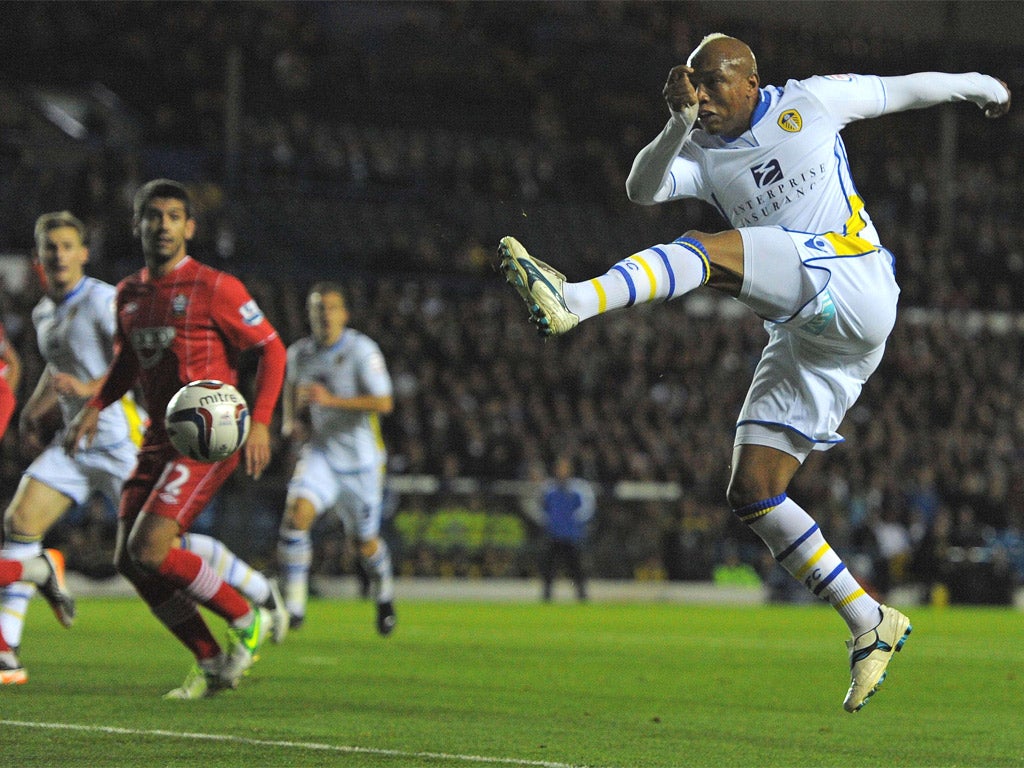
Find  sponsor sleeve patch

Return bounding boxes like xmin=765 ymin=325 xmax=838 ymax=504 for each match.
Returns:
xmin=238 ymin=299 xmax=265 ymax=326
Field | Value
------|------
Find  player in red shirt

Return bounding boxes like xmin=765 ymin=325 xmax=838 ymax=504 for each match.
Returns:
xmin=65 ymin=179 xmax=287 ymax=699
xmin=0 ymin=321 xmax=21 ymax=440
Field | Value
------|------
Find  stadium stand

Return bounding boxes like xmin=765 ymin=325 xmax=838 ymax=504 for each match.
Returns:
xmin=0 ymin=1 xmax=1022 ymax=603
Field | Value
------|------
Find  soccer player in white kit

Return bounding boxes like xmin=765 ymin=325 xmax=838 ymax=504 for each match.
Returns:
xmin=278 ymin=282 xmax=396 ymax=635
xmin=0 ymin=211 xmax=144 ymax=684
xmin=498 ymin=34 xmax=1011 ymax=712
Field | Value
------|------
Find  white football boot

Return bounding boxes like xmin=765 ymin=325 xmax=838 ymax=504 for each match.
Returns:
xmin=843 ymin=604 xmax=912 ymax=712
xmin=497 ymin=236 xmax=579 ymax=337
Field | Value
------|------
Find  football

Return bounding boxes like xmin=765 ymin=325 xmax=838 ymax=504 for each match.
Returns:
xmin=165 ymin=380 xmax=251 ymax=462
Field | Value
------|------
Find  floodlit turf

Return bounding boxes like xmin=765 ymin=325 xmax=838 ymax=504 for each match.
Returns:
xmin=2 ymin=596 xmax=1022 ymax=767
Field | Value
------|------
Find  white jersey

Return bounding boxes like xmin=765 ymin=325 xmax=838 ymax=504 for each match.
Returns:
xmin=627 ymin=70 xmax=1008 ymax=457
xmin=32 ymin=276 xmax=144 ymax=450
xmin=663 ymin=72 xmax=1007 ymax=245
xmin=286 ymin=327 xmax=392 ymax=470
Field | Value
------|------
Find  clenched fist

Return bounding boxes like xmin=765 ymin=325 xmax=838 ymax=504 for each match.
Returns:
xmin=663 ymin=65 xmax=698 ymax=113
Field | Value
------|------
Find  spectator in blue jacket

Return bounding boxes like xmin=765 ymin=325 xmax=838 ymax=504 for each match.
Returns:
xmin=539 ymin=456 xmax=596 ymax=602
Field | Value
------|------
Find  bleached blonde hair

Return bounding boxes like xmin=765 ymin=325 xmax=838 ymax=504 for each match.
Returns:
xmin=686 ymin=33 xmax=758 ymax=76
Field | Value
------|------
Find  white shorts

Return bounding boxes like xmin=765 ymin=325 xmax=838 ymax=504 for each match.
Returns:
xmin=734 ymin=226 xmax=899 ymax=460
xmin=25 ymin=438 xmax=138 ymax=506
xmin=286 ymin=444 xmax=385 ymax=541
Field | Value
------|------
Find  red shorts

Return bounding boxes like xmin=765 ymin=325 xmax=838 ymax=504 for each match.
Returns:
xmin=119 ymin=442 xmax=240 ymax=531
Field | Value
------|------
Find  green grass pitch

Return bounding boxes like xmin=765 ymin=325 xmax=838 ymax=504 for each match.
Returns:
xmin=2 ymin=597 xmax=1022 ymax=767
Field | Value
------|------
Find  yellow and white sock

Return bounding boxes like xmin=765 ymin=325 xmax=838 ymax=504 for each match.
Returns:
xmin=563 ymin=236 xmax=711 ymax=320
xmin=736 ymin=493 xmax=879 ymax=636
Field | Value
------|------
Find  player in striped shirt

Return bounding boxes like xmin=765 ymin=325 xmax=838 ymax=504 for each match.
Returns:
xmin=499 ymin=34 xmax=1010 ymax=712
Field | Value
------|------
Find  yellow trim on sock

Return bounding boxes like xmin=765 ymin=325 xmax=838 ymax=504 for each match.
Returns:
xmin=794 ymin=543 xmax=831 ymax=579
xmin=834 ymin=587 xmax=867 ymax=608
xmin=631 ymin=255 xmax=659 ymax=302
xmin=739 ymin=506 xmax=775 ymax=524
xmin=590 ymin=278 xmax=607 ymax=314
xmin=678 ymin=240 xmax=711 ymax=285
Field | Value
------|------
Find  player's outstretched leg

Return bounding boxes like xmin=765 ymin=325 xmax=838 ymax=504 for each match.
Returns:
xmin=844 ymin=604 xmax=912 ymax=712
xmin=498 ymin=234 xmax=713 ymax=336
xmin=497 ymin=236 xmax=580 ymax=337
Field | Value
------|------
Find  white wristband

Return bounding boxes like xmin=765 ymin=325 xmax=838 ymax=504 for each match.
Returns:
xmin=669 ymin=103 xmax=698 ymax=130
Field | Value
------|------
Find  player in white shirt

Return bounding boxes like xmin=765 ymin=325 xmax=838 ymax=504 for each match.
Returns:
xmin=0 ymin=211 xmax=144 ymax=684
xmin=498 ymin=34 xmax=1011 ymax=712
xmin=278 ymin=282 xmax=396 ymax=635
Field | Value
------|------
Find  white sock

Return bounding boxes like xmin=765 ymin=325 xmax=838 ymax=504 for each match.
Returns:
xmin=278 ymin=528 xmax=312 ymax=618
xmin=563 ymin=237 xmax=711 ymax=320
xmin=736 ymin=494 xmax=880 ymax=637
xmin=180 ymin=532 xmax=270 ymax=606
xmin=362 ymin=539 xmax=394 ymax=603
xmin=1 ymin=540 xmax=41 ymax=648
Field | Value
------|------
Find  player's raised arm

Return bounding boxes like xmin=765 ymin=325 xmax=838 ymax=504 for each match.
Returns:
xmin=625 ymin=66 xmax=700 ymax=205
xmin=835 ymin=71 xmax=1011 ymax=119
xmin=876 ymin=72 xmax=1010 ymax=117
xmin=628 ymin=36 xmax=760 ymax=205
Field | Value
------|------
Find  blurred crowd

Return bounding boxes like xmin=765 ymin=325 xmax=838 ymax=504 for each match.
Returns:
xmin=1 ymin=1 xmax=1023 ymax=601
xmin=4 ymin=2 xmax=1024 ymax=297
